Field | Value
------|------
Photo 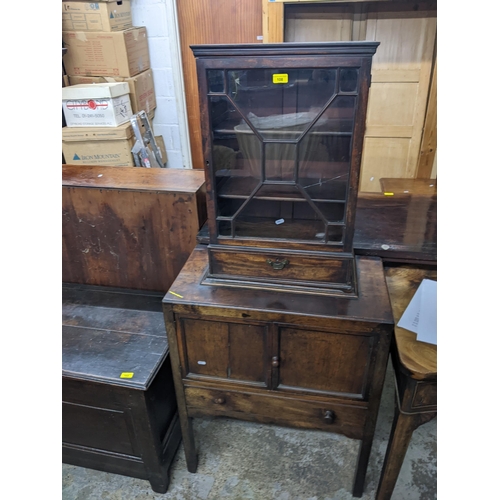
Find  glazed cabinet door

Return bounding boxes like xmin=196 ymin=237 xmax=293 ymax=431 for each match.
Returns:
xmin=276 ymin=326 xmax=376 ymax=400
xmin=178 ymin=317 xmax=271 ymax=387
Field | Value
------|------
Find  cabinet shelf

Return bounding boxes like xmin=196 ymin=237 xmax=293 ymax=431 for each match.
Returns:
xmin=216 ymin=176 xmax=348 ymax=203
xmin=217 ymin=216 xmax=345 ymax=242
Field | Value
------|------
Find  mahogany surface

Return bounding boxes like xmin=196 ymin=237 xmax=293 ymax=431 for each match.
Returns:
xmin=375 ymin=266 xmax=437 ymax=500
xmin=62 ymin=165 xmax=207 ymax=292
xmin=354 ymin=192 xmax=436 ymax=264
xmin=163 ymin=245 xmax=393 ymax=497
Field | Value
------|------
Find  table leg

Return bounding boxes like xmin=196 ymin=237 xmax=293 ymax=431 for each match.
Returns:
xmin=375 ymin=404 xmax=436 ymax=500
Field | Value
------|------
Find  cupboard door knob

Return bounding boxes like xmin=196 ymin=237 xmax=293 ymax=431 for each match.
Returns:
xmin=324 ymin=410 xmax=334 ymax=424
xmin=213 ymin=397 xmax=226 ymax=405
xmin=271 ymin=356 xmax=279 ymax=367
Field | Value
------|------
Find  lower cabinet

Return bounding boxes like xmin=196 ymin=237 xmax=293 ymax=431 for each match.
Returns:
xmin=163 ymin=246 xmax=394 ymax=498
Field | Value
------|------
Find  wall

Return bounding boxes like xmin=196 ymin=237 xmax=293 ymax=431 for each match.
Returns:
xmin=130 ymin=0 xmax=192 ymax=168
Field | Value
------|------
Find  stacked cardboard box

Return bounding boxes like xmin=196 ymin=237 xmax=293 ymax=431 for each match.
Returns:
xmin=62 ymin=0 xmax=164 ymax=167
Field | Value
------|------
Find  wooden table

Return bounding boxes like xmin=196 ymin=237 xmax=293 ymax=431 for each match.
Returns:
xmin=376 ymin=266 xmax=437 ymax=500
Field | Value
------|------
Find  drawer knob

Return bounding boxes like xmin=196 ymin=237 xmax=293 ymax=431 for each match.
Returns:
xmin=324 ymin=410 xmax=335 ymax=424
xmin=271 ymin=356 xmax=280 ymax=367
xmin=213 ymin=397 xmax=226 ymax=405
xmin=266 ymin=258 xmax=289 ymax=270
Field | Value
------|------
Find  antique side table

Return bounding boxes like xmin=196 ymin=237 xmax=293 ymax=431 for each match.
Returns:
xmin=376 ymin=266 xmax=437 ymax=499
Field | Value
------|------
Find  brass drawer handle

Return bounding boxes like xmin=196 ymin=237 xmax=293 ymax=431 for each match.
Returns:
xmin=324 ymin=410 xmax=335 ymax=424
xmin=213 ymin=397 xmax=226 ymax=405
xmin=266 ymin=258 xmax=289 ymax=270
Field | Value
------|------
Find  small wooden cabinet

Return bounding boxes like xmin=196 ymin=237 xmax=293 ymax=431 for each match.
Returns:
xmin=163 ymin=246 xmax=393 ymax=497
xmin=193 ymin=42 xmax=378 ymax=296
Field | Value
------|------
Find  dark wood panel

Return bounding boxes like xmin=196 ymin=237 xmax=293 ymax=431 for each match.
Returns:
xmin=62 ymin=164 xmax=206 ymax=192
xmin=62 ymin=403 xmax=137 ymax=456
xmin=228 ymin=323 xmax=268 ymax=383
xmin=62 ymin=325 xmax=168 ymax=389
xmin=182 ymin=318 xmax=229 ymax=378
xmin=176 ymin=0 xmax=263 ymax=169
xmin=278 ymin=327 xmax=373 ymax=398
xmin=353 ymin=194 xmax=436 ymax=264
xmin=62 ymin=166 xmax=206 ymax=292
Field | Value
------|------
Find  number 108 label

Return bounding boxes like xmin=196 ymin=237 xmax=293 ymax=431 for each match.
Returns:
xmin=273 ymin=74 xmax=288 ymax=84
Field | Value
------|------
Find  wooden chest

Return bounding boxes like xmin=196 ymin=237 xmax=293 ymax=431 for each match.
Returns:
xmin=62 ymin=285 xmax=181 ymax=493
xmin=62 ymin=164 xmax=207 ymax=292
xmin=162 ymin=245 xmax=393 ymax=497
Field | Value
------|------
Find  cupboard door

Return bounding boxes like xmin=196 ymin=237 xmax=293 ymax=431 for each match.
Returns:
xmin=181 ymin=318 xmax=269 ymax=385
xmin=277 ymin=327 xmax=374 ymax=399
xmin=360 ymin=1 xmax=437 ymax=191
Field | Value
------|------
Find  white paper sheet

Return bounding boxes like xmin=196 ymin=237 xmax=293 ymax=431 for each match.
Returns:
xmin=397 ymin=279 xmax=437 ymax=345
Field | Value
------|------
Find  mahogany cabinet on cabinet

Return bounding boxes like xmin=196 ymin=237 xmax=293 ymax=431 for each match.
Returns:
xmin=192 ymin=42 xmax=379 ymax=296
xmin=163 ymin=245 xmax=394 ymax=497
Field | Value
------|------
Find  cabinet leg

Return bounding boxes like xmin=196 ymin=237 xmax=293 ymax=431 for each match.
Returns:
xmin=181 ymin=416 xmax=198 ymax=473
xmin=375 ymin=405 xmax=436 ymax=500
xmin=352 ymin=434 xmax=374 ymax=497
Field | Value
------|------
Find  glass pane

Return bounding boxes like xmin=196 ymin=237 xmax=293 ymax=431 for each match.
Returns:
xmin=339 ymin=68 xmax=358 ymax=93
xmin=207 ymin=70 xmax=224 ymax=93
xmin=327 ymin=225 xmax=344 ymax=243
xmin=265 ymin=142 xmax=296 ymax=181
xmin=227 ymin=69 xmax=337 ymax=140
xmin=210 ymin=95 xmax=262 ymax=184
xmin=297 ymin=95 xmax=356 ymax=202
xmin=233 ymin=198 xmax=325 ymax=241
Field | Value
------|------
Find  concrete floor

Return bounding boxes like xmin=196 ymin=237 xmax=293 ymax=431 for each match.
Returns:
xmin=62 ymin=361 xmax=436 ymax=500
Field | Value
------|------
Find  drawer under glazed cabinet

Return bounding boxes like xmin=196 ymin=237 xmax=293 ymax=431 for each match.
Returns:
xmin=163 ymin=245 xmax=394 ymax=497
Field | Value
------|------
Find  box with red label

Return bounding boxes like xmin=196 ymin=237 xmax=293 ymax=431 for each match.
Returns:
xmin=62 ymin=82 xmax=133 ymax=127
xmin=68 ymin=69 xmax=156 ymax=114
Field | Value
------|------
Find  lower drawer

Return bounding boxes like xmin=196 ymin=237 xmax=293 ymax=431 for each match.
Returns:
xmin=184 ymin=386 xmax=367 ymax=440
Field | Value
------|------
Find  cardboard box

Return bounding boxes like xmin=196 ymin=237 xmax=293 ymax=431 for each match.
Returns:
xmin=68 ymin=70 xmax=156 ymax=114
xmin=62 ymin=122 xmax=136 ymax=166
xmin=62 ymin=82 xmax=133 ymax=127
xmin=62 ymin=27 xmax=150 ymax=77
xmin=62 ymin=1 xmax=132 ymax=32
xmin=62 ymin=114 xmax=166 ymax=168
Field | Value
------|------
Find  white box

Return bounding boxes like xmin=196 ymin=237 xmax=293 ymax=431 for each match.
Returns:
xmin=62 ymin=82 xmax=133 ymax=127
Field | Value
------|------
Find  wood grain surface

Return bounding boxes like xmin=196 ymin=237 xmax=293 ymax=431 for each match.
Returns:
xmin=384 ymin=265 xmax=437 ymax=379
